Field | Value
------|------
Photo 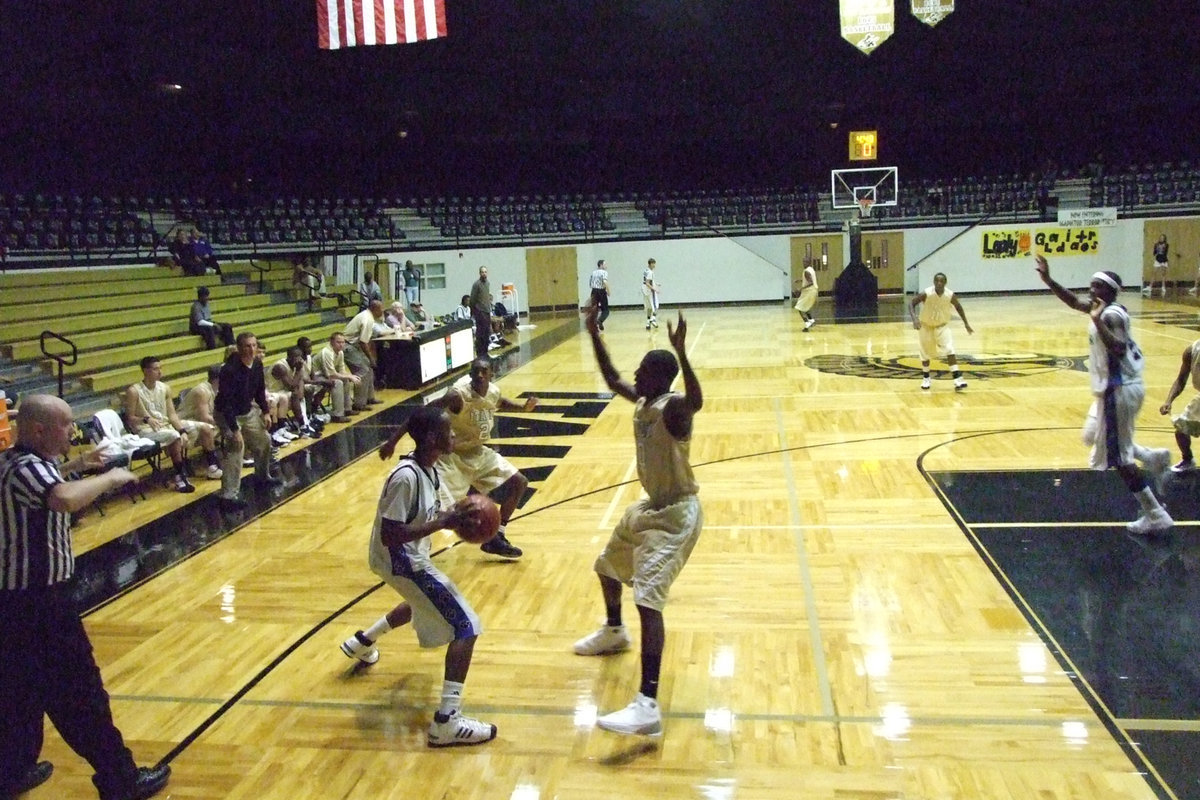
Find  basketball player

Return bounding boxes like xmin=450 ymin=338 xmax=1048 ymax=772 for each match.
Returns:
xmin=909 ymin=272 xmax=973 ymax=390
xmin=380 ymin=358 xmax=537 ymax=559
xmin=642 ymin=258 xmax=660 ymax=329
xmin=1158 ymin=338 xmax=1200 ymax=472
xmin=794 ymin=262 xmax=818 ymax=330
xmin=574 ymin=304 xmax=704 ymax=736
xmin=339 ymin=405 xmax=497 ymax=748
xmin=1145 ymin=234 xmax=1168 ymax=297
xmin=1036 ymin=254 xmax=1173 ymax=534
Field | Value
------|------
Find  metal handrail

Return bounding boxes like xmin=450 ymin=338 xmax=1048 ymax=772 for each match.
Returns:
xmin=248 ymin=258 xmax=272 ymax=293
xmin=39 ymin=330 xmax=78 ymax=398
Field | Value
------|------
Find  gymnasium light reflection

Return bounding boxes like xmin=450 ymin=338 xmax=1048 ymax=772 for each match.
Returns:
xmin=874 ymin=702 xmax=911 ymax=741
xmin=704 ymin=707 xmax=734 ymax=733
xmin=510 ymin=784 xmax=540 ymax=800
xmin=1061 ymin=720 xmax=1089 ymax=747
xmin=698 ymin=778 xmax=737 ymax=800
xmin=219 ymin=583 xmax=236 ymax=624
xmin=1018 ymin=642 xmax=1048 ymax=683
xmin=709 ymin=646 xmax=735 ymax=678
xmin=574 ymin=700 xmax=598 ymax=729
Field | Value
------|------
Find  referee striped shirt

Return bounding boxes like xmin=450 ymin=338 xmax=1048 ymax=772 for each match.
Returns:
xmin=0 ymin=446 xmax=73 ymax=590
xmin=589 ymin=268 xmax=609 ymax=290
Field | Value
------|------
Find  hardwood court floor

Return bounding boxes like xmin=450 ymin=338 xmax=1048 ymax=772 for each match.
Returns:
xmin=39 ymin=293 xmax=1200 ymax=800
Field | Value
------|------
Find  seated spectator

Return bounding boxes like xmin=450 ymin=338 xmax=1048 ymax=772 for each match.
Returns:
xmin=409 ymin=300 xmax=431 ymax=328
xmin=190 ymin=286 xmax=235 ymax=350
xmin=256 ymin=343 xmax=298 ymax=446
xmin=293 ymin=257 xmax=324 ymax=296
xmin=358 ymin=270 xmax=383 ymax=311
xmin=267 ymin=346 xmax=322 ymax=439
xmin=123 ymin=357 xmax=202 ymax=492
xmin=296 ymin=336 xmax=331 ymax=420
xmin=452 ymin=294 xmax=472 ymax=321
xmin=189 ymin=228 xmax=221 ymax=275
xmin=312 ymin=332 xmax=361 ymax=422
xmin=385 ymin=301 xmax=416 ymax=333
xmin=177 ymin=365 xmax=226 ymax=480
xmin=168 ymin=229 xmax=200 ymax=275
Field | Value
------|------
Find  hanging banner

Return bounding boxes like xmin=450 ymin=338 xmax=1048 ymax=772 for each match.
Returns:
xmin=981 ymin=228 xmax=1102 ymax=259
xmin=911 ymin=0 xmax=953 ymax=27
xmin=840 ymin=0 xmax=894 ymax=55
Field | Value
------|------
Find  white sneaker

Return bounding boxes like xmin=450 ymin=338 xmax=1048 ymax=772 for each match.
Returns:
xmin=650 ymin=316 xmax=658 ymax=329
xmin=953 ymin=377 xmax=967 ymax=391
xmin=427 ymin=710 xmax=497 ymax=748
xmin=339 ymin=631 xmax=379 ymax=665
xmin=1141 ymin=286 xmax=1152 ymax=295
xmin=597 ymin=693 xmax=662 ymax=736
xmin=803 ymin=318 xmax=815 ymax=331
xmin=920 ymin=377 xmax=931 ymax=390
xmin=1189 ymin=287 xmax=1198 ymax=296
xmin=573 ymin=625 xmax=632 ymax=656
xmin=1143 ymin=447 xmax=1171 ymax=480
xmin=1127 ymin=507 xmax=1174 ymax=535
xmin=645 ymin=319 xmax=652 ymax=330
xmin=205 ymin=463 xmax=223 ymax=480
xmin=1171 ymin=458 xmax=1196 ymax=473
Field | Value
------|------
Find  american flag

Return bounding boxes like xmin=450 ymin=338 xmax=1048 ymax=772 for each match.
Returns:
xmin=317 ymin=0 xmax=447 ymax=50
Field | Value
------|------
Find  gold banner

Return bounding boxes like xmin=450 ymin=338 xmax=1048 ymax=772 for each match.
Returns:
xmin=840 ymin=0 xmax=894 ymax=54
xmin=982 ymin=228 xmax=1101 ymax=259
xmin=911 ymin=0 xmax=953 ymax=27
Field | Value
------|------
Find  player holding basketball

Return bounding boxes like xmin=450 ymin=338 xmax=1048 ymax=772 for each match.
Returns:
xmin=574 ymin=303 xmax=703 ymax=736
xmin=380 ymin=358 xmax=537 ymax=559
xmin=909 ymin=272 xmax=973 ymax=390
xmin=1036 ymin=254 xmax=1173 ymax=534
xmin=339 ymin=404 xmax=498 ymax=748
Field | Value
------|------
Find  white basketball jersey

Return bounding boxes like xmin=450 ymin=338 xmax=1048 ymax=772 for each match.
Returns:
xmin=449 ymin=376 xmax=499 ymax=452
xmin=1088 ymin=303 xmax=1143 ymax=393
xmin=130 ymin=381 xmax=171 ymax=424
xmin=1191 ymin=340 xmax=1200 ymax=391
xmin=634 ymin=393 xmax=698 ymax=508
xmin=919 ymin=287 xmax=954 ymax=327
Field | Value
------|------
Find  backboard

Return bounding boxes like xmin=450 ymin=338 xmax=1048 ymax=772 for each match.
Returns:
xmin=831 ymin=166 xmax=899 ymax=210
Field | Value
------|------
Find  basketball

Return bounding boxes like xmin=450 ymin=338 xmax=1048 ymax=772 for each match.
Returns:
xmin=454 ymin=494 xmax=501 ymax=544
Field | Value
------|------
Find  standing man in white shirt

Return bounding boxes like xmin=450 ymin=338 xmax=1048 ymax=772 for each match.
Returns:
xmin=589 ymin=259 xmax=611 ymax=332
xmin=642 ymin=258 xmax=660 ymax=330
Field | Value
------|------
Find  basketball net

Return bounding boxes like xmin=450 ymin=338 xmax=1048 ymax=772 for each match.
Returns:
xmin=857 ymin=197 xmax=874 ymax=218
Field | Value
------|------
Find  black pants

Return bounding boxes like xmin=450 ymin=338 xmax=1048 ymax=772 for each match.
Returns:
xmin=192 ymin=322 xmax=234 ymax=350
xmin=590 ymin=288 xmax=610 ymax=327
xmin=473 ymin=309 xmax=491 ymax=356
xmin=0 ymin=585 xmax=139 ymax=791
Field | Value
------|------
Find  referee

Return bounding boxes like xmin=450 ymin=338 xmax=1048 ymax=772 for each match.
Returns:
xmin=589 ymin=259 xmax=611 ymax=331
xmin=0 ymin=394 xmax=170 ymax=800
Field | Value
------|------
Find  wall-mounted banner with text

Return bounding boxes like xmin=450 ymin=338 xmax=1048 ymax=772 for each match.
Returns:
xmin=840 ymin=0 xmax=895 ymax=54
xmin=911 ymin=0 xmax=953 ymax=27
xmin=1057 ymin=208 xmax=1117 ymax=227
xmin=982 ymin=228 xmax=1101 ymax=259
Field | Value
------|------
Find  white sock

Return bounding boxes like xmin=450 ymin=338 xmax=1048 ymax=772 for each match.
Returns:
xmin=438 ymin=680 xmax=465 ymax=717
xmin=364 ymin=616 xmax=393 ymax=642
xmin=1135 ymin=487 xmax=1163 ymax=513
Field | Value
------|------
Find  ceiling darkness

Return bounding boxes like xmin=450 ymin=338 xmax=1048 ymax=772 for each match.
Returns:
xmin=1 ymin=1 xmax=1197 ymax=196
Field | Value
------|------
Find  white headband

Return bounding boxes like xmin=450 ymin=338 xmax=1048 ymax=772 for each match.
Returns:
xmin=1091 ymin=272 xmax=1120 ymax=292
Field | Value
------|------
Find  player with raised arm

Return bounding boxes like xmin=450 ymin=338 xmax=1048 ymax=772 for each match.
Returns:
xmin=573 ymin=303 xmax=704 ymax=736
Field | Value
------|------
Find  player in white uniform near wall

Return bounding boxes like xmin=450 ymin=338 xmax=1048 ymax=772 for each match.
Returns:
xmin=574 ymin=304 xmax=704 ymax=736
xmin=642 ymin=257 xmax=660 ymax=329
xmin=909 ymin=272 xmax=974 ymax=390
xmin=1036 ymin=254 xmax=1173 ymax=534
xmin=380 ymin=359 xmax=538 ymax=559
xmin=794 ymin=263 xmax=818 ymax=330
xmin=1158 ymin=338 xmax=1200 ymax=472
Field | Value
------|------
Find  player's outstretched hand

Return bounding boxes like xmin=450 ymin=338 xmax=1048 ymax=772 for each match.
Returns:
xmin=1160 ymin=402 xmax=1173 ymax=416
xmin=667 ymin=311 xmax=687 ymax=350
xmin=522 ymin=396 xmax=539 ymax=412
xmin=1034 ymin=254 xmax=1050 ymax=280
xmin=379 ymin=439 xmax=396 ymax=460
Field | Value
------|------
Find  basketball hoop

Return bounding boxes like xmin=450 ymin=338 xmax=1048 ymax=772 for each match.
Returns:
xmin=857 ymin=197 xmax=874 ymax=218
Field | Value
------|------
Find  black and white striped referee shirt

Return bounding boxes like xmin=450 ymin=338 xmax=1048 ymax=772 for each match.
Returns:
xmin=0 ymin=446 xmax=73 ymax=590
